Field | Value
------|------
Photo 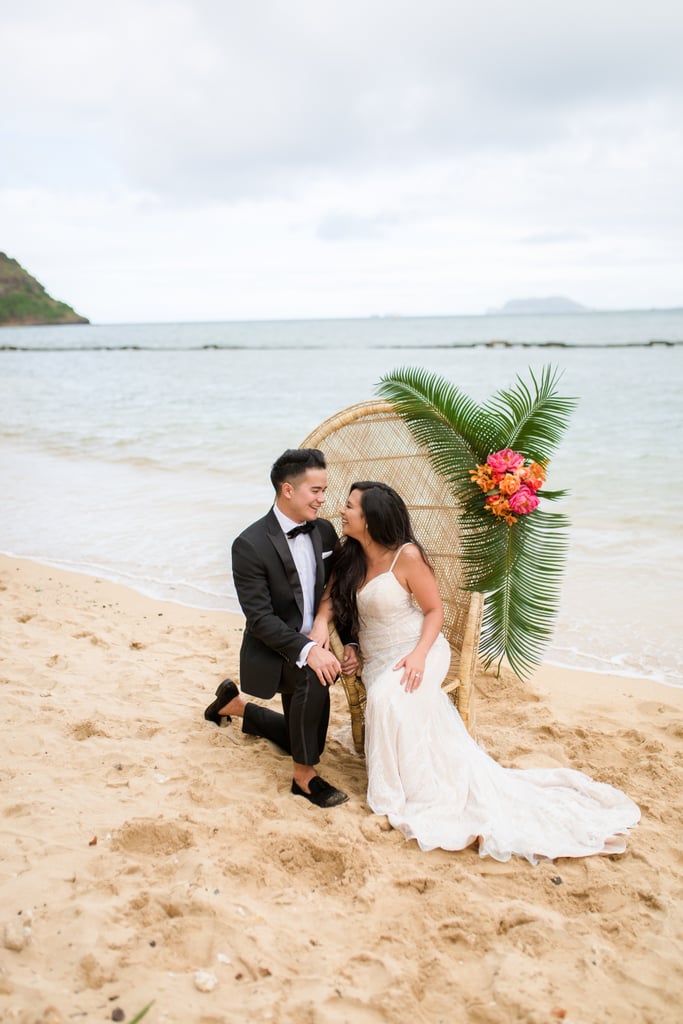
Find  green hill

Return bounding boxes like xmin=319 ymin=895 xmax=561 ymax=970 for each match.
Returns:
xmin=0 ymin=252 xmax=89 ymax=325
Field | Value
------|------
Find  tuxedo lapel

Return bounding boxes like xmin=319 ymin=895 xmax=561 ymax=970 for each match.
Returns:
xmin=266 ymin=516 xmax=305 ymax=623
xmin=311 ymin=522 xmax=325 ymax=609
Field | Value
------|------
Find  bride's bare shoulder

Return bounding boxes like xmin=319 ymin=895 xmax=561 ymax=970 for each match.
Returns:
xmin=395 ymin=543 xmax=427 ymax=567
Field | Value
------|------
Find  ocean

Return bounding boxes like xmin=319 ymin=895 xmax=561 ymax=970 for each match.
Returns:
xmin=1 ymin=309 xmax=682 ymax=687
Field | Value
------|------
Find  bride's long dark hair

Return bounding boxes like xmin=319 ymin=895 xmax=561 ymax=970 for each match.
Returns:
xmin=330 ymin=481 xmax=429 ymax=641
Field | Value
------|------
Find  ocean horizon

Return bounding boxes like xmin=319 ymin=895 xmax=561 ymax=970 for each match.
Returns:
xmin=2 ymin=306 xmax=683 ymax=351
xmin=2 ymin=309 xmax=682 ymax=687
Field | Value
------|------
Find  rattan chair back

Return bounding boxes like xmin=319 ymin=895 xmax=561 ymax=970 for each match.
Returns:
xmin=301 ymin=400 xmax=482 ymax=752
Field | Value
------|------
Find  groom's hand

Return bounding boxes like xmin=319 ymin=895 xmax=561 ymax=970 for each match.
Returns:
xmin=306 ymin=644 xmax=342 ymax=686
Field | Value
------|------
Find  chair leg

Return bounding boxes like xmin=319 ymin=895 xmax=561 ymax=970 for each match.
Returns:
xmin=457 ymin=592 xmax=484 ymax=735
xmin=330 ymin=623 xmax=366 ymax=755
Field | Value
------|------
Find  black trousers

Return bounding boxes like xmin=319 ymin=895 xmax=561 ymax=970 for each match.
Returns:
xmin=241 ymin=663 xmax=330 ymax=766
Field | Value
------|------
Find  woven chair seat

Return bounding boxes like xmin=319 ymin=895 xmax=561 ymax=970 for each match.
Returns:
xmin=301 ymin=400 xmax=483 ymax=754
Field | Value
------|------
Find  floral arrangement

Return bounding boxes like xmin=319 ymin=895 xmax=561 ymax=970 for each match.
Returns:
xmin=470 ymin=448 xmax=547 ymax=525
xmin=378 ymin=365 xmax=576 ymax=680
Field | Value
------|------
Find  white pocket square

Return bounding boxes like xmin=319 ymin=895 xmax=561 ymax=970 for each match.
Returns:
xmin=322 ymin=550 xmax=333 ymax=559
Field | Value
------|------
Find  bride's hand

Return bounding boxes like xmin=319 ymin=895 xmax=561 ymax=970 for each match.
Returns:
xmin=394 ymin=652 xmax=426 ymax=692
xmin=308 ymin=620 xmax=330 ymax=649
xmin=341 ymin=644 xmax=360 ymax=676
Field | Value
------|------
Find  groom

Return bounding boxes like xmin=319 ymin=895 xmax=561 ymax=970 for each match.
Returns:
xmin=204 ymin=448 xmax=356 ymax=808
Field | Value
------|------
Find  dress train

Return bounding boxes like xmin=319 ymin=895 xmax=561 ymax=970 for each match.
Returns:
xmin=357 ymin=557 xmax=640 ymax=864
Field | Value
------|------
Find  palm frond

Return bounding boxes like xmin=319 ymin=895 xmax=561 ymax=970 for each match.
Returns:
xmin=484 ymin=365 xmax=577 ymax=464
xmin=478 ymin=511 xmax=571 ymax=678
xmin=458 ymin=513 xmax=510 ymax=592
xmin=377 ymin=366 xmax=497 ymax=501
xmin=378 ymin=366 xmax=497 ymax=452
xmin=128 ymin=1003 xmax=154 ymax=1024
xmin=377 ymin=364 xmax=575 ymax=681
xmin=537 ymin=488 xmax=570 ymax=501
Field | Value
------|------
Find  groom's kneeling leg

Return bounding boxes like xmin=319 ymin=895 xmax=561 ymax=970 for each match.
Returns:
xmin=284 ymin=666 xmax=331 ymax=766
xmin=242 ymin=703 xmax=291 ymax=754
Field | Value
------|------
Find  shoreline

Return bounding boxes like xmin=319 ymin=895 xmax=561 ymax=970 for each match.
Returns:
xmin=2 ymin=553 xmax=683 ymax=1022
xmin=3 ymin=549 xmax=680 ymax=692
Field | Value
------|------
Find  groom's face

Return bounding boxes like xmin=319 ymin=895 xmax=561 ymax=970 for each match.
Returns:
xmin=280 ymin=468 xmax=328 ymax=523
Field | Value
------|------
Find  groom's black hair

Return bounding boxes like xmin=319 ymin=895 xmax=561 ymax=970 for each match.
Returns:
xmin=270 ymin=448 xmax=326 ymax=493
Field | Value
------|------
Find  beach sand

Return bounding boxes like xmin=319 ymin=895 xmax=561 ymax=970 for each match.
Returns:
xmin=1 ymin=553 xmax=682 ymax=1024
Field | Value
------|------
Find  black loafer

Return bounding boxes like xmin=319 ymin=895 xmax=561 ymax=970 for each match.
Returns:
xmin=204 ymin=678 xmax=239 ymax=725
xmin=291 ymin=777 xmax=349 ymax=807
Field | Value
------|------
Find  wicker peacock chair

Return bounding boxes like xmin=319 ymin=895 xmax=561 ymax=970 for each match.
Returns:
xmin=301 ymin=399 xmax=484 ymax=755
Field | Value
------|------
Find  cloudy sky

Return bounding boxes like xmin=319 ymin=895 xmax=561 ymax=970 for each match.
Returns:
xmin=2 ymin=0 xmax=682 ymax=323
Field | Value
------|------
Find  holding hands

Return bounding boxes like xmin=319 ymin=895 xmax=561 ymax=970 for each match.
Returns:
xmin=309 ymin=598 xmax=360 ymax=682
xmin=341 ymin=644 xmax=360 ymax=677
xmin=306 ymin=643 xmax=341 ymax=686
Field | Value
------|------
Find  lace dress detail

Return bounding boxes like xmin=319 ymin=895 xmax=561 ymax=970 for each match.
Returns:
xmin=357 ymin=568 xmax=640 ymax=863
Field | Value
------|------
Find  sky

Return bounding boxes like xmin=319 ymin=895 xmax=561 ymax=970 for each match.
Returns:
xmin=1 ymin=0 xmax=682 ymax=323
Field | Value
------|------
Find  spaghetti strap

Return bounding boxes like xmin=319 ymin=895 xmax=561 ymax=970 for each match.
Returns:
xmin=389 ymin=543 xmax=410 ymax=572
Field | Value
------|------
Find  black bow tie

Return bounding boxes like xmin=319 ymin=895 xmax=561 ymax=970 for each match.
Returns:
xmin=286 ymin=521 xmax=316 ymax=539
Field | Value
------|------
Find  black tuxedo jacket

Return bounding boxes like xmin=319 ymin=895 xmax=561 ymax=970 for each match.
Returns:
xmin=231 ymin=509 xmax=340 ymax=700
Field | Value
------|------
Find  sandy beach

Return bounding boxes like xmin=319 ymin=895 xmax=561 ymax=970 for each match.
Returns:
xmin=1 ymin=552 xmax=682 ymax=1024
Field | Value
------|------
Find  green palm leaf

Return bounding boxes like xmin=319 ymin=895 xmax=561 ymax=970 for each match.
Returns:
xmin=478 ymin=511 xmax=571 ymax=679
xmin=483 ymin=365 xmax=576 ymax=464
xmin=376 ymin=366 xmax=497 ymax=501
xmin=129 ymin=1004 xmax=154 ymax=1024
xmin=377 ymin=365 xmax=577 ymax=680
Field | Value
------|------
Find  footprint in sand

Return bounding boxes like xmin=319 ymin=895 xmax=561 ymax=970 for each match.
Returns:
xmin=320 ymin=997 xmax=390 ymax=1024
xmin=78 ymin=952 xmax=116 ymax=990
xmin=71 ymin=631 xmax=110 ymax=648
xmin=394 ymin=876 xmax=437 ymax=894
xmin=4 ymin=803 xmax=31 ymax=817
xmin=252 ymin=829 xmax=364 ymax=889
xmin=111 ymin=817 xmax=194 ymax=856
xmin=70 ymin=720 xmax=111 ymax=740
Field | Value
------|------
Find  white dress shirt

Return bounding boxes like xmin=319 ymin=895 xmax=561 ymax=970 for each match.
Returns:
xmin=272 ymin=504 xmax=317 ymax=666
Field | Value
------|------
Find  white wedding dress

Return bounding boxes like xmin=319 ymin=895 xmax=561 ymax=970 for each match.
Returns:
xmin=358 ymin=549 xmax=640 ymax=863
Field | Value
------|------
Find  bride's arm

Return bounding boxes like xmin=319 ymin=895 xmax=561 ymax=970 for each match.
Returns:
xmin=310 ymin=581 xmax=360 ymax=675
xmin=309 ymin=583 xmax=334 ymax=648
xmin=394 ymin=545 xmax=444 ymax=692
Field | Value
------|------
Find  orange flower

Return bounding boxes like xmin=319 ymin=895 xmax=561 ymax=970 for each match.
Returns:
xmin=469 ymin=464 xmax=495 ymax=492
xmin=520 ymin=461 xmax=546 ymax=491
xmin=472 ymin=450 xmax=548 ymax=525
xmin=485 ymin=495 xmax=518 ymax=524
xmin=498 ymin=473 xmax=521 ymax=496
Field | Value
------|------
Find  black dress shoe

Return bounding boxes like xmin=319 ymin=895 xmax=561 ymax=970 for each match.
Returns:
xmin=291 ymin=777 xmax=349 ymax=807
xmin=204 ymin=678 xmax=239 ymax=725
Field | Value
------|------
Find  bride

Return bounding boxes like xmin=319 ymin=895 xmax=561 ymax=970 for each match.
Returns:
xmin=311 ymin=480 xmax=640 ymax=864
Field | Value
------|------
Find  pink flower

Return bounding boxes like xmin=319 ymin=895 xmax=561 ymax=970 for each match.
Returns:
xmin=486 ymin=448 xmax=525 ymax=478
xmin=508 ymin=485 xmax=540 ymax=515
xmin=472 ymin=449 xmax=547 ymax=524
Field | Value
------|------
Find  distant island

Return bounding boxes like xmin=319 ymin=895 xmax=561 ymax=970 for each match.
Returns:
xmin=488 ymin=296 xmax=591 ymax=315
xmin=0 ymin=252 xmax=89 ymax=325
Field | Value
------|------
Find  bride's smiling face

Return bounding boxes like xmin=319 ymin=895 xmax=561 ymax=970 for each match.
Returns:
xmin=339 ymin=489 xmax=366 ymax=540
